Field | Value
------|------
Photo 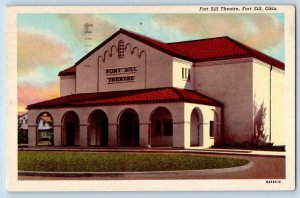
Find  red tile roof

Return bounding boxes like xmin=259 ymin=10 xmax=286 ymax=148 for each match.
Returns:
xmin=169 ymin=37 xmax=284 ymax=69
xmin=58 ymin=28 xmax=284 ymax=76
xmin=58 ymin=66 xmax=76 ymax=76
xmin=27 ymin=87 xmax=223 ymax=109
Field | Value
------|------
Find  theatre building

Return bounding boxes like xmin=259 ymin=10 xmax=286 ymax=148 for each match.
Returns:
xmin=26 ymin=28 xmax=285 ymax=148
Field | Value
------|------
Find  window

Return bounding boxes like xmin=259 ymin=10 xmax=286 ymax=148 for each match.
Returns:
xmin=163 ymin=119 xmax=173 ymax=136
xmin=155 ymin=120 xmax=161 ymax=135
xmin=182 ymin=67 xmax=191 ymax=81
xmin=209 ymin=121 xmax=214 ymax=137
xmin=118 ymin=40 xmax=125 ymax=58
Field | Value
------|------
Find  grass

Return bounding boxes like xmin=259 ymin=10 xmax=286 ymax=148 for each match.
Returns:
xmin=18 ymin=151 xmax=249 ymax=172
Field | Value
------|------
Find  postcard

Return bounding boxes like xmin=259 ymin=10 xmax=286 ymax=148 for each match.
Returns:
xmin=6 ymin=5 xmax=295 ymax=191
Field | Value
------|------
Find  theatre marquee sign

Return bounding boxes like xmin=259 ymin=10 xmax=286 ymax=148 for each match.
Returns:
xmin=106 ymin=66 xmax=137 ymax=84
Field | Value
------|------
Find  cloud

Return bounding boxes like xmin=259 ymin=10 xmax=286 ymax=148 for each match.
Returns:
xmin=18 ymin=81 xmax=60 ymax=114
xmin=58 ymin=14 xmax=118 ymax=47
xmin=153 ymin=14 xmax=283 ymax=50
xmin=17 ymin=30 xmax=72 ymax=76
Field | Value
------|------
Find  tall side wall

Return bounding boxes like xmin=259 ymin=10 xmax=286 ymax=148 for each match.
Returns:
xmin=194 ymin=58 xmax=253 ymax=144
xmin=253 ymin=59 xmax=285 ymax=145
xmin=271 ymin=67 xmax=285 ymax=145
xmin=253 ymin=60 xmax=271 ymax=142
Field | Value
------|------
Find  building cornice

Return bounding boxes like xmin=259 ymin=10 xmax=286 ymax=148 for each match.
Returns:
xmin=193 ymin=57 xmax=252 ymax=67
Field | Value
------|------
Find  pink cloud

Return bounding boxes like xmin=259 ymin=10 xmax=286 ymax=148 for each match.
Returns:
xmin=18 ymin=82 xmax=60 ymax=114
xmin=17 ymin=30 xmax=72 ymax=76
xmin=154 ymin=14 xmax=283 ymax=50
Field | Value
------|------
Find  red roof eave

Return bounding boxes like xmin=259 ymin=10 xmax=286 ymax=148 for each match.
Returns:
xmin=58 ymin=66 xmax=76 ymax=76
xmin=27 ymin=88 xmax=223 ymax=110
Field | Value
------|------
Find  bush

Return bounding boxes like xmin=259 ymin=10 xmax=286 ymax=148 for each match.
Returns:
xmin=18 ymin=129 xmax=28 ymax=144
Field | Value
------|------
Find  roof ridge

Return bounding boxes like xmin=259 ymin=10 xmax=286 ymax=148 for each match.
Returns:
xmin=226 ymin=37 xmax=284 ymax=66
xmin=120 ymin=28 xmax=168 ymax=45
xmin=172 ymin=87 xmax=186 ymax=100
xmin=178 ymin=88 xmax=223 ymax=106
xmin=225 ymin=37 xmax=254 ymax=55
xmin=120 ymin=28 xmax=193 ymax=60
xmin=168 ymin=36 xmax=229 ymax=45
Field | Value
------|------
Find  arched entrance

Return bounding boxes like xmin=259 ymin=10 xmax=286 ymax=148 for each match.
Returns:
xmin=88 ymin=110 xmax=108 ymax=146
xmin=210 ymin=109 xmax=219 ymax=139
xmin=36 ymin=112 xmax=54 ymax=146
xmin=62 ymin=111 xmax=80 ymax=146
xmin=118 ymin=109 xmax=139 ymax=147
xmin=190 ymin=108 xmax=203 ymax=147
xmin=150 ymin=107 xmax=173 ymax=147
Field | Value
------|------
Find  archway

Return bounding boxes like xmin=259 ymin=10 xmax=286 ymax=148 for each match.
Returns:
xmin=210 ymin=109 xmax=219 ymax=139
xmin=118 ymin=109 xmax=139 ymax=147
xmin=150 ymin=107 xmax=173 ymax=147
xmin=88 ymin=110 xmax=108 ymax=146
xmin=36 ymin=112 xmax=54 ymax=146
xmin=62 ymin=111 xmax=80 ymax=146
xmin=190 ymin=108 xmax=204 ymax=147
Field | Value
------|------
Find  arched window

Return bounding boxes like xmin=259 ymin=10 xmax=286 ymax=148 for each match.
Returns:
xmin=118 ymin=40 xmax=125 ymax=58
xmin=36 ymin=112 xmax=54 ymax=146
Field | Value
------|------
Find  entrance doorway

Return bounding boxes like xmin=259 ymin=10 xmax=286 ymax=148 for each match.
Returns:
xmin=190 ymin=108 xmax=203 ymax=147
xmin=66 ymin=122 xmax=75 ymax=146
xmin=88 ymin=110 xmax=108 ymax=146
xmin=119 ymin=109 xmax=139 ymax=147
xmin=62 ymin=111 xmax=80 ymax=146
xmin=150 ymin=107 xmax=173 ymax=147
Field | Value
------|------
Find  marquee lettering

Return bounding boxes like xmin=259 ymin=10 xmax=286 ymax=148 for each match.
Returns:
xmin=105 ymin=66 xmax=137 ymax=84
xmin=107 ymin=76 xmax=135 ymax=83
xmin=106 ymin=67 xmax=137 ymax=75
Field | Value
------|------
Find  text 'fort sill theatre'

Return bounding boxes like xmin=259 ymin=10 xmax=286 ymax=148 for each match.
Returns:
xmin=26 ymin=28 xmax=285 ymax=148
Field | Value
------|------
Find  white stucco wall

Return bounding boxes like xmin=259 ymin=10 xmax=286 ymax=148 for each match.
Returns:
xmin=253 ymin=59 xmax=285 ymax=145
xmin=194 ymin=58 xmax=253 ymax=144
xmin=75 ymin=33 xmax=173 ymax=93
xmin=60 ymin=75 xmax=76 ymax=96
xmin=253 ymin=59 xmax=271 ymax=142
xmin=172 ymin=58 xmax=193 ymax=90
xmin=27 ymin=102 xmax=185 ymax=147
xmin=184 ymin=103 xmax=222 ymax=148
xmin=271 ymin=67 xmax=285 ymax=145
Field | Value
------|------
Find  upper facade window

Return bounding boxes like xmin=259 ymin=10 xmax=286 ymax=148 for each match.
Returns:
xmin=182 ymin=67 xmax=191 ymax=81
xmin=118 ymin=40 xmax=125 ymax=58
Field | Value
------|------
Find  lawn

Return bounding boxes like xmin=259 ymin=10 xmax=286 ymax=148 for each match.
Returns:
xmin=18 ymin=151 xmax=249 ymax=172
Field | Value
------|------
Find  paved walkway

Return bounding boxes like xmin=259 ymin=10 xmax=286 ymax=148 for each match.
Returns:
xmin=18 ymin=148 xmax=285 ymax=180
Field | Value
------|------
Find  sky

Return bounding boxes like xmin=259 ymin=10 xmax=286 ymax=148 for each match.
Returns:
xmin=17 ymin=13 xmax=285 ymax=114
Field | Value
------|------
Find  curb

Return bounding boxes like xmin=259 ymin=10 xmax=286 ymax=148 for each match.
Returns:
xmin=18 ymin=161 xmax=254 ymax=177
